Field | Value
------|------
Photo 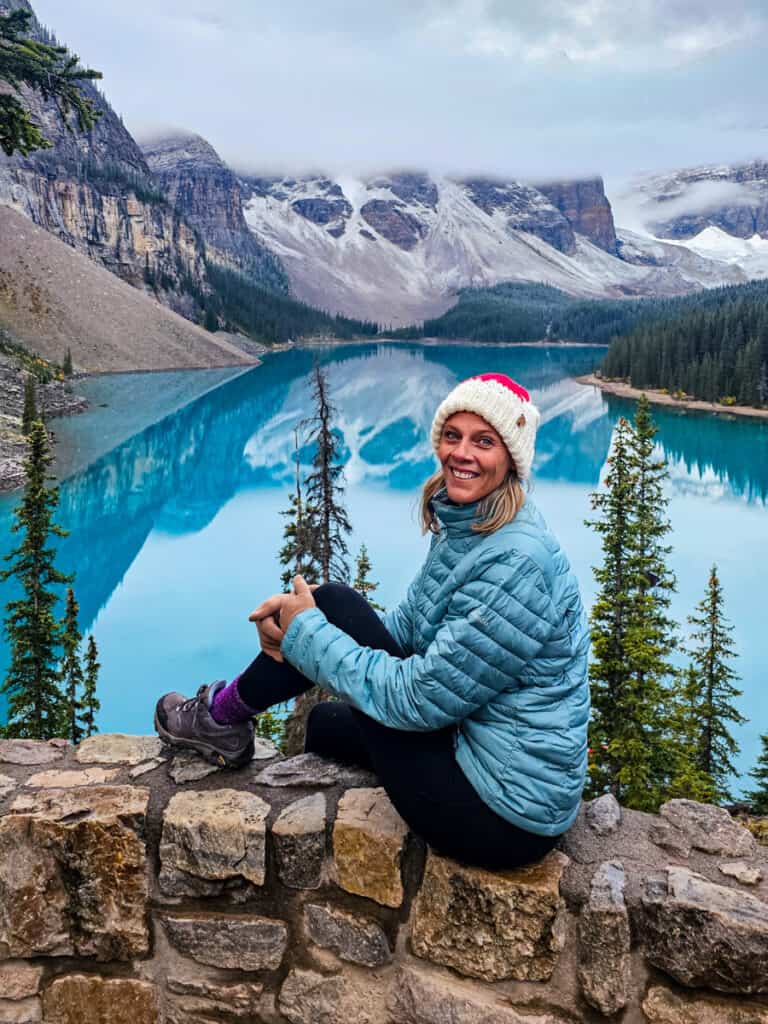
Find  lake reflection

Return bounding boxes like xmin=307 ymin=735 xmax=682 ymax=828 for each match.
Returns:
xmin=0 ymin=342 xmax=766 ymax=789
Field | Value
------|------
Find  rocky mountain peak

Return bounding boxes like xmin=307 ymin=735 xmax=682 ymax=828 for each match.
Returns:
xmin=140 ymin=132 xmax=226 ymax=174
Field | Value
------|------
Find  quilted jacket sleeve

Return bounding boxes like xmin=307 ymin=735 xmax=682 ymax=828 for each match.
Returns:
xmin=281 ymin=551 xmax=559 ymax=731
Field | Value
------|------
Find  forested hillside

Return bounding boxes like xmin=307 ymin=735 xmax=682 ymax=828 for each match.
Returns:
xmin=601 ymin=280 xmax=768 ymax=406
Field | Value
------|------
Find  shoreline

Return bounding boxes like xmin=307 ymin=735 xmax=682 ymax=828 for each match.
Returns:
xmin=577 ymin=374 xmax=768 ymax=422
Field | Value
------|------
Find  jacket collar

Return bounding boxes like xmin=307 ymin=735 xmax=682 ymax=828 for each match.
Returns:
xmin=430 ymin=491 xmax=483 ymax=538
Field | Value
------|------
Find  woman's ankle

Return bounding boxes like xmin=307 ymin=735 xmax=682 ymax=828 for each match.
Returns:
xmin=209 ymin=677 xmax=259 ymax=724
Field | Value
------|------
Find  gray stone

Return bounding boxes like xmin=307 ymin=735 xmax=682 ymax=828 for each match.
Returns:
xmin=163 ymin=913 xmax=287 ymax=970
xmin=643 ymin=984 xmax=768 ymax=1023
xmin=649 ymin=820 xmax=692 ymax=857
xmin=0 ymin=999 xmax=41 ymax=1023
xmin=159 ymin=789 xmax=269 ymax=894
xmin=720 ymin=860 xmax=764 ymax=886
xmin=577 ymin=860 xmax=631 ymax=1015
xmin=0 ymin=786 xmax=149 ymax=961
xmin=75 ymin=734 xmax=163 ymax=766
xmin=585 ymin=794 xmax=622 ymax=836
xmin=24 ymin=768 xmax=118 ymax=788
xmin=305 ymin=904 xmax=391 ymax=967
xmin=641 ymin=865 xmax=768 ymax=993
xmin=254 ymin=753 xmax=375 ymax=788
xmin=0 ymin=965 xmax=42 ymax=1000
xmin=165 ymin=977 xmax=262 ymax=1023
xmin=129 ymin=757 xmax=165 ymax=779
xmin=0 ymin=777 xmax=16 ymax=801
xmin=167 ymin=751 xmax=221 ymax=783
xmin=334 ymin=787 xmax=408 ymax=908
xmin=411 ymin=849 xmax=569 ymax=982
xmin=251 ymin=737 xmax=279 ymax=760
xmin=273 ymin=793 xmax=326 ymax=889
xmin=389 ymin=965 xmax=571 ymax=1024
xmin=278 ymin=968 xmax=389 ymax=1024
xmin=0 ymin=741 xmax=65 ymax=766
xmin=42 ymin=976 xmax=158 ymax=1024
xmin=660 ymin=799 xmax=756 ymax=857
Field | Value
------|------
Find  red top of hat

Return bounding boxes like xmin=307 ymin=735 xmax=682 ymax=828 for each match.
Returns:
xmin=472 ymin=373 xmax=530 ymax=402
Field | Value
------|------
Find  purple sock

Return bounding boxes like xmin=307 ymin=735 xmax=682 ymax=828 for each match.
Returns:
xmin=209 ymin=676 xmax=258 ymax=724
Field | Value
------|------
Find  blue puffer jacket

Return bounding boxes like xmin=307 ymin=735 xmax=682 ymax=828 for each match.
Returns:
xmin=281 ymin=494 xmax=590 ymax=837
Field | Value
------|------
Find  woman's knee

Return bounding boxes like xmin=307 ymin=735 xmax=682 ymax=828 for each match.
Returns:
xmin=313 ymin=582 xmax=358 ymax=616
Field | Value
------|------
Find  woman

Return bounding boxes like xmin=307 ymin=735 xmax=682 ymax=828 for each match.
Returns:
xmin=155 ymin=373 xmax=590 ymax=869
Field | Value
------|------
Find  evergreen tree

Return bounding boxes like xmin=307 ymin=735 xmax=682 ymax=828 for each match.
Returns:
xmin=685 ymin=565 xmax=744 ymax=801
xmin=62 ymin=348 xmax=73 ymax=377
xmin=586 ymin=399 xmax=678 ymax=811
xmin=80 ymin=635 xmax=101 ymax=738
xmin=0 ymin=421 xmax=71 ymax=738
xmin=59 ymin=586 xmax=85 ymax=743
xmin=353 ymin=544 xmax=384 ymax=611
xmin=0 ymin=9 xmax=102 ymax=157
xmin=21 ymin=374 xmax=37 ymax=435
xmin=746 ymin=733 xmax=768 ymax=815
xmin=279 ymin=427 xmax=321 ymax=589
xmin=304 ymin=364 xmax=351 ymax=583
xmin=665 ymin=666 xmax=719 ymax=803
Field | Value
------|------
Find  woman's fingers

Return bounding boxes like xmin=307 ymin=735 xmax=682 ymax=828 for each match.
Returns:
xmin=249 ymin=593 xmax=285 ymax=622
xmin=257 ymin=616 xmax=284 ymax=645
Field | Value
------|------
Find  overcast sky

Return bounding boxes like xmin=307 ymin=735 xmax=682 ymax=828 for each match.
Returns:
xmin=31 ymin=0 xmax=768 ymax=189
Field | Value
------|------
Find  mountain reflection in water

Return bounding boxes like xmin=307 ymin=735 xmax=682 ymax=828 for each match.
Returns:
xmin=0 ymin=343 xmax=765 ymax=787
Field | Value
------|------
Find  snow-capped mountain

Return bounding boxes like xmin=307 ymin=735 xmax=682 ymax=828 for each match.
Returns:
xmin=242 ymin=171 xmax=750 ymax=324
xmin=612 ymin=160 xmax=768 ymax=286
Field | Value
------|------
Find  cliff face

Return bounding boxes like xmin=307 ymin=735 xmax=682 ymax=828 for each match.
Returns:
xmin=535 ymin=177 xmax=618 ymax=254
xmin=0 ymin=1 xmax=287 ymax=325
xmin=0 ymin=736 xmax=765 ymax=1024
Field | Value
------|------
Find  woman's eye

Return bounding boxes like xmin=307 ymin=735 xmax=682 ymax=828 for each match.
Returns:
xmin=477 ymin=437 xmax=493 ymax=447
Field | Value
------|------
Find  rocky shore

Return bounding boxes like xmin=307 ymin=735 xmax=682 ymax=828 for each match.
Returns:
xmin=0 ymin=355 xmax=87 ymax=493
xmin=578 ymin=373 xmax=768 ymax=421
xmin=0 ymin=732 xmax=765 ymax=1023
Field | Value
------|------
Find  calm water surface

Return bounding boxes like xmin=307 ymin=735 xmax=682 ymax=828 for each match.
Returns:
xmin=1 ymin=343 xmax=766 ymax=790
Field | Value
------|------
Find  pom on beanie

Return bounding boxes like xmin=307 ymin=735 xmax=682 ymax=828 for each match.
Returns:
xmin=430 ymin=372 xmax=540 ymax=479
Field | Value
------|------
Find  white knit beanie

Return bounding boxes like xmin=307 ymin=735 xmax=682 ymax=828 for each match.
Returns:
xmin=430 ymin=373 xmax=540 ymax=480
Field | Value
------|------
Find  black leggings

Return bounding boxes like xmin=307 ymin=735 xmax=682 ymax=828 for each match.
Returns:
xmin=237 ymin=583 xmax=559 ymax=870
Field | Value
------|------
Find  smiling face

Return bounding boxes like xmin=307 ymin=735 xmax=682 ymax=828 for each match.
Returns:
xmin=437 ymin=411 xmax=512 ymax=504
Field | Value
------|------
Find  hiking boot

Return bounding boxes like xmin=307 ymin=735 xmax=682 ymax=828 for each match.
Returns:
xmin=154 ymin=681 xmax=255 ymax=768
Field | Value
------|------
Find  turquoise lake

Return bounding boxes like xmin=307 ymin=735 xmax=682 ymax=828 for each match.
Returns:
xmin=1 ymin=342 xmax=766 ymax=791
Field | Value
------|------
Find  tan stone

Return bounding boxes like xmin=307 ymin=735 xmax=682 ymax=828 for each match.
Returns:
xmin=577 ymin=861 xmax=631 ymax=1015
xmin=642 ymin=984 xmax=768 ymax=1023
xmin=165 ymin=977 xmax=263 ymax=1024
xmin=0 ymin=777 xmax=17 ymax=801
xmin=273 ymin=793 xmax=326 ymax=889
xmin=660 ymin=799 xmax=756 ymax=857
xmin=0 ymin=998 xmax=41 ymax=1023
xmin=129 ymin=757 xmax=165 ymax=779
xmin=42 ymin=976 xmax=158 ymax=1024
xmin=0 ymin=741 xmax=65 ymax=766
xmin=411 ymin=849 xmax=569 ymax=982
xmin=0 ymin=964 xmax=43 ymax=1000
xmin=333 ymin=787 xmax=407 ymax=908
xmin=24 ymin=768 xmax=118 ymax=788
xmin=390 ymin=965 xmax=571 ymax=1024
xmin=75 ymin=734 xmax=163 ymax=765
xmin=720 ymin=861 xmax=764 ymax=885
xmin=278 ymin=968 xmax=389 ymax=1024
xmin=160 ymin=789 xmax=270 ymax=891
xmin=0 ymin=787 xmax=149 ymax=960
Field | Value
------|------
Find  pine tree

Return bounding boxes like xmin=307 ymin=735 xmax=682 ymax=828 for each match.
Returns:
xmin=0 ymin=422 xmax=71 ymax=738
xmin=279 ymin=427 xmax=321 ymax=589
xmin=304 ymin=364 xmax=351 ymax=583
xmin=586 ymin=399 xmax=678 ymax=812
xmin=62 ymin=348 xmax=73 ymax=377
xmin=80 ymin=635 xmax=101 ymax=738
xmin=353 ymin=544 xmax=384 ymax=611
xmin=685 ymin=565 xmax=744 ymax=801
xmin=21 ymin=374 xmax=38 ymax=435
xmin=59 ymin=587 xmax=85 ymax=743
xmin=665 ymin=666 xmax=719 ymax=803
xmin=746 ymin=733 xmax=768 ymax=815
xmin=0 ymin=9 xmax=102 ymax=157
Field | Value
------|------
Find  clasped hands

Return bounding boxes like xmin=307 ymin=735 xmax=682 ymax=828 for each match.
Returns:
xmin=248 ymin=575 xmax=317 ymax=663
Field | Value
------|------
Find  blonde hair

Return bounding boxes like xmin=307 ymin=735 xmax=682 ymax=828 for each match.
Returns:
xmin=419 ymin=470 xmax=526 ymax=535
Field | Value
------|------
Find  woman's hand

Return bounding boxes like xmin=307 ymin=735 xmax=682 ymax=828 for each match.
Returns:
xmin=280 ymin=575 xmax=317 ymax=632
xmin=249 ymin=592 xmax=288 ymax=663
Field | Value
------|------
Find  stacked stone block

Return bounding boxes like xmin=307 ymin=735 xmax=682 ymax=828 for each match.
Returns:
xmin=0 ymin=734 xmax=765 ymax=1022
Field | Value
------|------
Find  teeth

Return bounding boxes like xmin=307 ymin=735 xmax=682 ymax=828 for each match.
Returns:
xmin=451 ymin=468 xmax=478 ymax=479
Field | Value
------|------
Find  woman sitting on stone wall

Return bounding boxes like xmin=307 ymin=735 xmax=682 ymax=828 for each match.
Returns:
xmin=155 ymin=373 xmax=590 ymax=870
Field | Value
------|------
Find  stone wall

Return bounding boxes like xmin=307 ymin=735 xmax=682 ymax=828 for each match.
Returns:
xmin=0 ymin=734 xmax=766 ymax=1023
